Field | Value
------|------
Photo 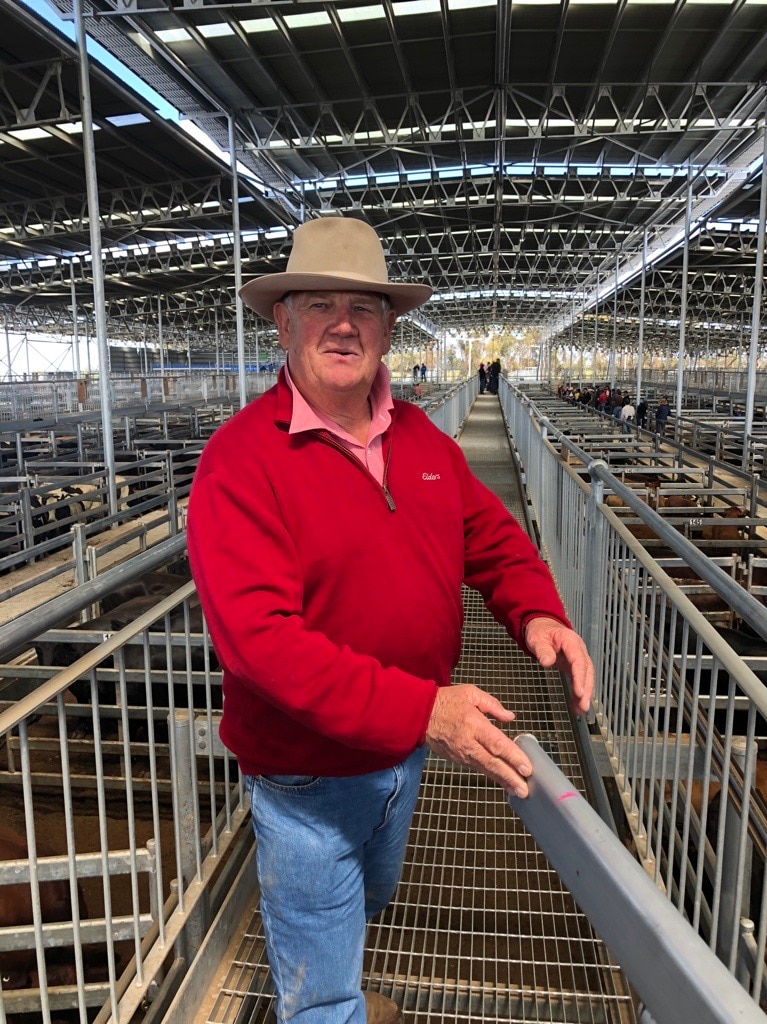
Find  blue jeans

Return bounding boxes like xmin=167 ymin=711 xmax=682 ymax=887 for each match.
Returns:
xmin=245 ymin=746 xmax=427 ymax=1023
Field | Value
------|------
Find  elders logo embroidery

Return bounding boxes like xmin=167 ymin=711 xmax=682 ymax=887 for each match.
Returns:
xmin=422 ymin=472 xmax=441 ymax=481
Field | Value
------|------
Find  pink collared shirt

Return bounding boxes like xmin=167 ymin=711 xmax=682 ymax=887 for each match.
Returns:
xmin=284 ymin=362 xmax=393 ymax=485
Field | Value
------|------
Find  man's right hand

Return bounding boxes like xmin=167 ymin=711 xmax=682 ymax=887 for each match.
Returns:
xmin=424 ymin=684 xmax=533 ymax=797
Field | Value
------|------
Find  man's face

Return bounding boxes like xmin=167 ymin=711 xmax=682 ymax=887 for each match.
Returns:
xmin=273 ymin=290 xmax=396 ymax=405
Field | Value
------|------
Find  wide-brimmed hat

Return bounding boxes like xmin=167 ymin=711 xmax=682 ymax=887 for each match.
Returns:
xmin=238 ymin=217 xmax=433 ymax=321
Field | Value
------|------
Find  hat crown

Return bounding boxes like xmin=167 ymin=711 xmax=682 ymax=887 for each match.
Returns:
xmin=286 ymin=218 xmax=389 ymax=285
xmin=237 ymin=215 xmax=432 ymax=320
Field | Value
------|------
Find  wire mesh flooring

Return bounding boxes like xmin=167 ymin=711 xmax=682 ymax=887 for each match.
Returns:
xmin=201 ymin=395 xmax=636 ymax=1024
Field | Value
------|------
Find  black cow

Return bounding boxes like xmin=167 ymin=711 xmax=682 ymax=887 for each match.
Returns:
xmin=99 ymin=569 xmax=191 ymax=613
xmin=35 ymin=593 xmax=220 ymax=740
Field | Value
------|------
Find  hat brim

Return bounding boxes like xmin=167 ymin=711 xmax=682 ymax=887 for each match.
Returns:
xmin=239 ymin=271 xmax=433 ymax=321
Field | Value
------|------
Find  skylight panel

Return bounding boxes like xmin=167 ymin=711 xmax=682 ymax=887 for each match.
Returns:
xmin=448 ymin=0 xmax=496 ymax=9
xmin=240 ymin=16 xmax=278 ymax=32
xmin=394 ymin=0 xmax=441 ymax=15
xmin=8 ymin=127 xmax=50 ymax=141
xmin=285 ymin=11 xmax=332 ymax=27
xmin=156 ymin=28 xmax=193 ymax=43
xmin=105 ymin=113 xmax=150 ymax=128
xmin=199 ymin=23 xmax=236 ymax=38
xmin=338 ymin=5 xmax=386 ymax=23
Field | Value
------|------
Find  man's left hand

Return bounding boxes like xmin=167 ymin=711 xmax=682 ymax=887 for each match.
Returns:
xmin=524 ymin=617 xmax=594 ymax=716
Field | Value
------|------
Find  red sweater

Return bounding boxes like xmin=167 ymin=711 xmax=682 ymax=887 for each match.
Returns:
xmin=187 ymin=373 xmax=570 ymax=777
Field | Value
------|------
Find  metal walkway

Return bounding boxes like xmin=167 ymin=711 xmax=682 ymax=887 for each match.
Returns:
xmin=197 ymin=395 xmax=635 ymax=1024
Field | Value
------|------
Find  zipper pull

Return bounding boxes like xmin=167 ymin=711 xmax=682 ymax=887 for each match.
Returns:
xmin=383 ymin=485 xmax=396 ymax=511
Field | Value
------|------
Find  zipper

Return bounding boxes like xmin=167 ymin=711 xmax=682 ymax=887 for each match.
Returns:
xmin=382 ymin=442 xmax=396 ymax=511
xmin=316 ymin=430 xmax=396 ymax=512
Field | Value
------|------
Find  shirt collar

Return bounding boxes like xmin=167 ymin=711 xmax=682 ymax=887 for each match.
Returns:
xmin=284 ymin=361 xmax=394 ymax=446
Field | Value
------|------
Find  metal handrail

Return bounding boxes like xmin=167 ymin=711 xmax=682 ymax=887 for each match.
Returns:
xmin=509 ymin=734 xmax=767 ymax=1024
xmin=0 ymin=532 xmax=186 ymax=661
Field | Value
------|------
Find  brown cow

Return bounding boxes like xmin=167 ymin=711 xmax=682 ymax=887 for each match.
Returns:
xmin=0 ymin=823 xmax=85 ymax=993
xmin=701 ymin=506 xmax=748 ymax=544
xmin=655 ymin=493 xmax=701 ymax=509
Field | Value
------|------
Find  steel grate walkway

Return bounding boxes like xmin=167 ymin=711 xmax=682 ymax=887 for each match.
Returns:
xmin=201 ymin=395 xmax=636 ymax=1024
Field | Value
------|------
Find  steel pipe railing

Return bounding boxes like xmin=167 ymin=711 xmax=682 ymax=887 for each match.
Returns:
xmin=509 ymin=735 xmax=767 ymax=1024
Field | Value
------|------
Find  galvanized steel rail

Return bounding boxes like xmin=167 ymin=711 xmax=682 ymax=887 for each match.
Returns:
xmin=502 ymin=378 xmax=767 ymax=1010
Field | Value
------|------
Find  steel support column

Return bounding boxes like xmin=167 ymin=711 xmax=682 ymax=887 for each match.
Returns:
xmin=675 ymin=177 xmax=693 ymax=430
xmin=3 ymin=317 xmax=11 ymax=382
xmin=593 ymin=272 xmax=599 ymax=383
xmin=228 ymin=114 xmax=247 ymax=409
xmin=74 ymin=0 xmax=116 ymax=517
xmin=743 ymin=115 xmax=767 ymax=468
xmin=70 ymin=263 xmax=81 ymax=378
xmin=608 ymin=262 xmax=617 ymax=388
xmin=158 ymin=297 xmax=165 ymax=377
xmin=637 ymin=229 xmax=647 ymax=403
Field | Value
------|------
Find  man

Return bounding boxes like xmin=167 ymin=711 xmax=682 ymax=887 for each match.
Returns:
xmin=620 ymin=398 xmax=636 ymax=434
xmin=636 ymin=397 xmax=648 ymax=429
xmin=187 ymin=217 xmax=594 ymax=1024
xmin=655 ymin=395 xmax=671 ymax=436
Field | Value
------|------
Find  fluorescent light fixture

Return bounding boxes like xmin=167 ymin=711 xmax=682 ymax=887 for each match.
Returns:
xmin=105 ymin=113 xmax=150 ymax=127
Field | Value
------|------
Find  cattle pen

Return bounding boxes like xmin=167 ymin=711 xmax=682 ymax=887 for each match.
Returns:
xmin=0 ymin=378 xmax=765 ymax=1022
